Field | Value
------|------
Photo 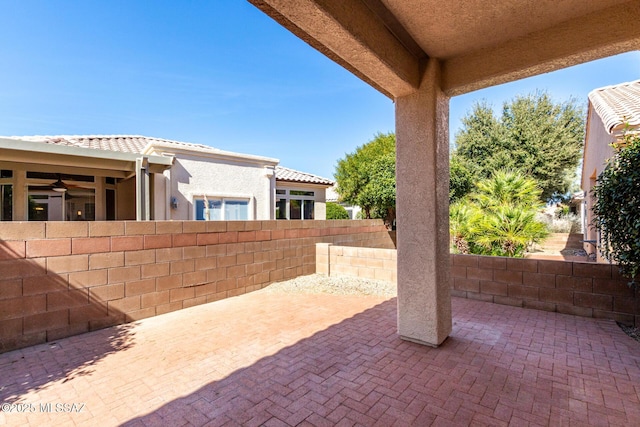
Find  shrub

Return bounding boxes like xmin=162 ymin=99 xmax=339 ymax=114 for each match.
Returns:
xmin=450 ymin=170 xmax=548 ymax=257
xmin=592 ymin=132 xmax=640 ymax=286
xmin=326 ymin=202 xmax=350 ymax=220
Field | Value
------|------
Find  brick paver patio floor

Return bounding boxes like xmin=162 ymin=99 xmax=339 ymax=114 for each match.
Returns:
xmin=1 ymin=290 xmax=639 ymax=426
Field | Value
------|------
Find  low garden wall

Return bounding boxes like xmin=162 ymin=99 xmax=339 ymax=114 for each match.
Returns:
xmin=316 ymin=243 xmax=397 ymax=283
xmin=317 ymin=244 xmax=639 ymax=326
xmin=0 ymin=220 xmax=394 ymax=353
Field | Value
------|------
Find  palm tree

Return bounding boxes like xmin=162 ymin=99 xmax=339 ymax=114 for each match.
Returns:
xmin=470 ymin=169 xmax=543 ymax=209
xmin=450 ymin=202 xmax=473 ymax=254
xmin=451 ymin=170 xmax=548 ymax=257
xmin=470 ymin=204 xmax=548 ymax=257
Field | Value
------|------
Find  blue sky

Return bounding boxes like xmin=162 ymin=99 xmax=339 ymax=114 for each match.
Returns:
xmin=1 ymin=1 xmax=639 ymax=180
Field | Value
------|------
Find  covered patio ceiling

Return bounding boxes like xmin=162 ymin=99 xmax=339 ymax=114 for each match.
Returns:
xmin=248 ymin=0 xmax=640 ymax=347
xmin=0 ymin=137 xmax=172 ymax=178
xmin=249 ymin=0 xmax=640 ymax=98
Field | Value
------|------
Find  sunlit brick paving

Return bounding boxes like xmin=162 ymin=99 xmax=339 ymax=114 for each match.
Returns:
xmin=1 ymin=288 xmax=639 ymax=426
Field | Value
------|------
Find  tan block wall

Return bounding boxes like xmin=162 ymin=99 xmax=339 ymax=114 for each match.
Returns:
xmin=317 ymin=246 xmax=639 ymax=326
xmin=0 ymin=220 xmax=394 ymax=353
xmin=450 ymin=254 xmax=639 ymax=325
xmin=320 ymin=244 xmax=398 ymax=283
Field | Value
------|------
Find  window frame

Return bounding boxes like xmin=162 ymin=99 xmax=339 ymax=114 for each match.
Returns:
xmin=193 ymin=195 xmax=252 ymax=221
xmin=0 ymin=170 xmax=12 ymax=221
xmin=275 ymin=187 xmax=315 ymax=220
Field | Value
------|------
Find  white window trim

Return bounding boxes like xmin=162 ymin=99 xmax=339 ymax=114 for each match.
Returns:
xmin=193 ymin=194 xmax=254 ymax=220
xmin=275 ymin=188 xmax=315 ymax=220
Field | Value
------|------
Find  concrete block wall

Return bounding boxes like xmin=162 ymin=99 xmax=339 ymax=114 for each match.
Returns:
xmin=451 ymin=254 xmax=638 ymax=325
xmin=316 ymin=245 xmax=639 ymax=326
xmin=317 ymin=243 xmax=397 ymax=283
xmin=0 ymin=220 xmax=394 ymax=353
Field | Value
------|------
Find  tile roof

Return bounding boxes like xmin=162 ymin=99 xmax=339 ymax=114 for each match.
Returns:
xmin=13 ymin=135 xmax=155 ymax=153
xmin=6 ymin=135 xmax=278 ymax=163
xmin=6 ymin=135 xmax=331 ymax=181
xmin=588 ymin=79 xmax=640 ymax=134
xmin=275 ymin=166 xmax=334 ymax=186
xmin=11 ymin=135 xmax=221 ymax=154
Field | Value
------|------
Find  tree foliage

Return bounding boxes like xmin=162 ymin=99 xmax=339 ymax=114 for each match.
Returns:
xmin=449 ymin=155 xmax=473 ymax=203
xmin=334 ymin=133 xmax=396 ymax=228
xmin=326 ymin=202 xmax=350 ymax=220
xmin=450 ymin=170 xmax=548 ymax=257
xmin=452 ymin=92 xmax=584 ymax=202
xmin=592 ymin=132 xmax=640 ymax=286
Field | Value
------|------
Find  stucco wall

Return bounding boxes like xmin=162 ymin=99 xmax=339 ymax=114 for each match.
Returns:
xmin=0 ymin=219 xmax=393 ymax=353
xmin=116 ymin=178 xmax=136 ymax=220
xmin=156 ymin=155 xmax=274 ymax=221
xmin=582 ymin=106 xmax=615 ymax=255
xmin=317 ymin=245 xmax=639 ymax=326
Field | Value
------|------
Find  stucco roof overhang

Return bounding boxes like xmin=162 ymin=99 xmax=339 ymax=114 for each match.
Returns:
xmin=249 ymin=0 xmax=640 ymax=98
xmin=144 ymin=140 xmax=279 ymax=166
xmin=0 ymin=137 xmax=173 ymax=178
xmin=9 ymin=135 xmax=279 ymax=169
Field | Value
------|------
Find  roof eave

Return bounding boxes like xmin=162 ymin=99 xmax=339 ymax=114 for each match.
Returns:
xmin=0 ymin=137 xmax=173 ymax=172
xmin=275 ymin=179 xmax=334 ymax=187
xmin=143 ymin=141 xmax=279 ymax=166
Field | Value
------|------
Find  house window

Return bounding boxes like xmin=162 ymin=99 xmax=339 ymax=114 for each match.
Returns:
xmin=224 ymin=200 xmax=249 ymax=220
xmin=27 ymin=189 xmax=96 ymax=221
xmin=195 ymin=198 xmax=249 ymax=220
xmin=28 ymin=194 xmax=52 ymax=221
xmin=66 ymin=190 xmax=96 ymax=221
xmin=0 ymin=170 xmax=12 ymax=221
xmin=275 ymin=198 xmax=287 ymax=219
xmin=0 ymin=184 xmax=12 ymax=221
xmin=275 ymin=188 xmax=315 ymax=220
xmin=24 ymin=172 xmax=97 ymax=221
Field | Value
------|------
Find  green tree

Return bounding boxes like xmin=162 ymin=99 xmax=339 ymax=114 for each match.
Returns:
xmin=592 ymin=132 xmax=640 ymax=286
xmin=450 ymin=170 xmax=548 ymax=257
xmin=326 ymin=202 xmax=350 ymax=220
xmin=449 ymin=155 xmax=474 ymax=202
xmin=334 ymin=133 xmax=396 ymax=228
xmin=453 ymin=92 xmax=585 ymax=201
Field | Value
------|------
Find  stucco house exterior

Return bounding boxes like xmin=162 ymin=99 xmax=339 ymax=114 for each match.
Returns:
xmin=582 ymin=79 xmax=640 ymax=258
xmin=274 ymin=166 xmax=333 ymax=221
xmin=326 ymin=184 xmax=362 ymax=220
xmin=0 ymin=135 xmax=332 ymax=222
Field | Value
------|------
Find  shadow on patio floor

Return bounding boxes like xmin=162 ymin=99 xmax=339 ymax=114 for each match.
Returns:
xmin=0 ymin=240 xmax=136 ymax=407
xmin=2 ymin=290 xmax=640 ymax=426
xmin=122 ymin=295 xmax=640 ymax=426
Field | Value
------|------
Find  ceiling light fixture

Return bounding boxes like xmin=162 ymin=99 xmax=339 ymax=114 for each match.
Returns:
xmin=51 ymin=176 xmax=68 ymax=193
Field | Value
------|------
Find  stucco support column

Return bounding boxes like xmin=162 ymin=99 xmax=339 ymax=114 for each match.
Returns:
xmin=395 ymin=58 xmax=452 ymax=347
xmin=14 ymin=170 xmax=27 ymax=221
xmin=94 ymin=176 xmax=105 ymax=221
xmin=264 ymin=166 xmax=275 ymax=220
xmin=136 ymin=157 xmax=150 ymax=221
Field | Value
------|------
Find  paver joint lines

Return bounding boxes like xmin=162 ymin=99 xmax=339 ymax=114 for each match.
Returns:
xmin=0 ymin=277 xmax=639 ymax=426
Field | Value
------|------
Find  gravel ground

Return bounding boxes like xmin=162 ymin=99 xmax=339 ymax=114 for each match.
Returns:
xmin=260 ymin=274 xmax=397 ymax=297
xmin=619 ymin=323 xmax=640 ymax=343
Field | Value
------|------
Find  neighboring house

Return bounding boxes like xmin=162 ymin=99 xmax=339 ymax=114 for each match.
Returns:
xmin=0 ymin=135 xmax=332 ymax=222
xmin=274 ymin=167 xmax=333 ymax=220
xmin=582 ymin=79 xmax=640 ymax=257
xmin=326 ymin=184 xmax=361 ymax=220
